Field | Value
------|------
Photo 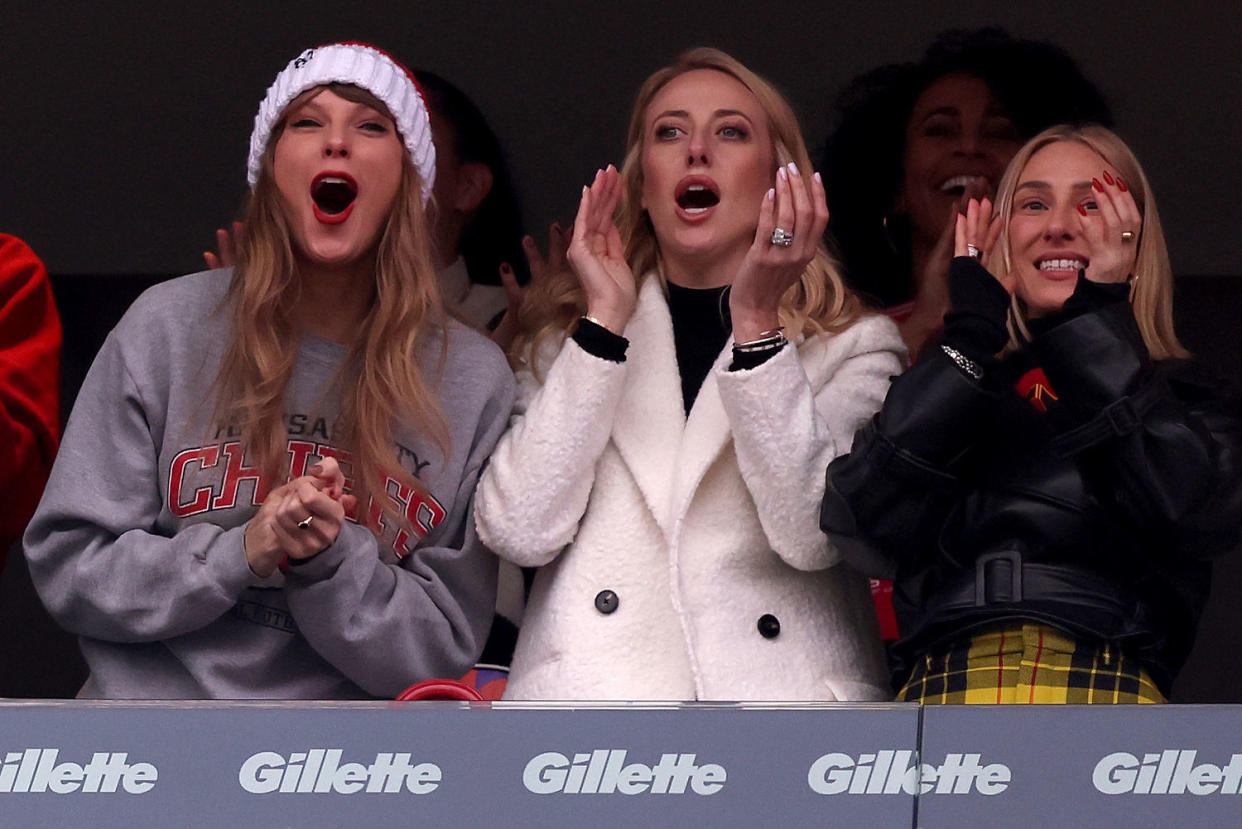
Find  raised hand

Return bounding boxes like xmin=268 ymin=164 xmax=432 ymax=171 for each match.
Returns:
xmin=954 ymin=196 xmax=1009 ymax=292
xmin=900 ymin=179 xmax=998 ymax=359
xmin=203 ymin=221 xmax=246 ymax=270
xmin=1082 ymin=170 xmax=1141 ymax=285
xmin=491 ymin=222 xmax=570 ymax=350
xmin=566 ymin=165 xmax=636 ymax=334
xmin=243 ymin=457 xmax=354 ymax=577
xmin=729 ymin=162 xmax=830 ymax=343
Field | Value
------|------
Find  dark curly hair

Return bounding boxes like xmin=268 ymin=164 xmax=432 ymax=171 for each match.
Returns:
xmin=820 ymin=28 xmax=1112 ymax=307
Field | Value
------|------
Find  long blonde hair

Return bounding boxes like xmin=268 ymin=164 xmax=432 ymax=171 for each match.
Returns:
xmin=517 ymin=47 xmax=861 ymax=366
xmin=989 ymin=124 xmax=1186 ymax=359
xmin=213 ymin=82 xmax=448 ymax=532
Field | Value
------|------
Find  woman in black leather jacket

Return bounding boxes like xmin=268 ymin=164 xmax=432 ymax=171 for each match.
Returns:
xmin=821 ymin=125 xmax=1242 ymax=703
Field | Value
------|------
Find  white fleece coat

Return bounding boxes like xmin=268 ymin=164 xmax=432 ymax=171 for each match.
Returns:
xmin=475 ymin=276 xmax=905 ymax=701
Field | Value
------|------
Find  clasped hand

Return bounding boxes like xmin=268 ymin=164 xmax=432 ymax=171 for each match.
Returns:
xmin=244 ymin=457 xmax=357 ymax=577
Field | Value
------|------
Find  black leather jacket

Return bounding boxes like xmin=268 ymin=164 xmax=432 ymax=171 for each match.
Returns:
xmin=822 ymin=279 xmax=1242 ymax=696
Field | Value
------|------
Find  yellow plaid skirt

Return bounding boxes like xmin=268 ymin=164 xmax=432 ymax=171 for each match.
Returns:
xmin=896 ymin=623 xmax=1166 ymax=704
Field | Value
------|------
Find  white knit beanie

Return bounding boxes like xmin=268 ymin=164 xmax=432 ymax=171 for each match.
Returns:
xmin=247 ymin=42 xmax=435 ymax=203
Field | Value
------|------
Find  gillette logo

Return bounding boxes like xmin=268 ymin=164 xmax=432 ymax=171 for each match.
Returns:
xmin=0 ymin=749 xmax=157 ymax=794
xmin=523 ymin=750 xmax=726 ymax=795
xmin=1094 ymin=751 xmax=1242 ymax=795
xmin=808 ymin=751 xmax=1010 ymax=795
xmin=239 ymin=750 xmax=441 ymax=794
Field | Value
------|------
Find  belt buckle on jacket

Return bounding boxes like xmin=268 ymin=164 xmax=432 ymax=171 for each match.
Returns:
xmin=974 ymin=550 xmax=1023 ymax=605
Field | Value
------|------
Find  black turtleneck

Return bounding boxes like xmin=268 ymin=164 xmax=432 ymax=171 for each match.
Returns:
xmin=666 ymin=281 xmax=732 ymax=413
xmin=570 ymin=281 xmax=784 ymax=414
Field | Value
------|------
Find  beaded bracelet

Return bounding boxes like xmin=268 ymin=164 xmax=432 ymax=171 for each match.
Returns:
xmin=940 ymin=344 xmax=984 ymax=380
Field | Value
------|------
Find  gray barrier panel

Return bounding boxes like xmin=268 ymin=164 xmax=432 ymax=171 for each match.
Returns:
xmin=0 ymin=700 xmax=918 ymax=828
xmin=919 ymin=704 xmax=1242 ymax=828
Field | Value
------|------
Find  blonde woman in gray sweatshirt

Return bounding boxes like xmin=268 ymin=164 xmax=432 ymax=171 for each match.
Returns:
xmin=24 ymin=43 xmax=513 ymax=699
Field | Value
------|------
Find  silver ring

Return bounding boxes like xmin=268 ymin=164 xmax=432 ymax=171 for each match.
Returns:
xmin=296 ymin=515 xmax=314 ymax=531
xmin=770 ymin=227 xmax=794 ymax=247
xmin=966 ymin=244 xmax=981 ymax=260
xmin=1120 ymin=230 xmax=1135 ymax=242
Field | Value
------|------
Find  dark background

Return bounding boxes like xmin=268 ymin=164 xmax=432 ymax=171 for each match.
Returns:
xmin=3 ymin=1 xmax=1240 ymax=276
xmin=3 ymin=2 xmax=1240 ymax=700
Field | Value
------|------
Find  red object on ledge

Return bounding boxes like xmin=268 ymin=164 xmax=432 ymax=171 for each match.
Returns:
xmin=395 ymin=679 xmax=484 ymax=702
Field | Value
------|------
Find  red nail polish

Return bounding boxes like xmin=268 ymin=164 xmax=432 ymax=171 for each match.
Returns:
xmin=1092 ymin=178 xmax=1104 ymax=192
xmin=1117 ymin=177 xmax=1128 ymax=192
xmin=1077 ymin=204 xmax=1088 ymax=216
xmin=1103 ymin=171 xmax=1115 ymax=185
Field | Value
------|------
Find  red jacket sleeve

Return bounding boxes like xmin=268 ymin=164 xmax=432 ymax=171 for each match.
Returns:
xmin=0 ymin=234 xmax=61 ymax=559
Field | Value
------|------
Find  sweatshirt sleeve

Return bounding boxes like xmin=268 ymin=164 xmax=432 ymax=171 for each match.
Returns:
xmin=717 ymin=315 xmax=905 ymax=571
xmin=23 ymin=327 xmax=259 ymax=643
xmin=282 ymin=363 xmax=515 ymax=697
xmin=0 ymin=235 xmax=61 ymax=557
xmin=473 ymin=337 xmax=628 ymax=566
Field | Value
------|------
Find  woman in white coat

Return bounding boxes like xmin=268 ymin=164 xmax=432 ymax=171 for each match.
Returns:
xmin=475 ymin=48 xmax=904 ymax=701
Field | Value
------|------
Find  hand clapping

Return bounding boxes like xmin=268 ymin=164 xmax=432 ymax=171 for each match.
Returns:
xmin=566 ymin=165 xmax=636 ymax=334
xmin=244 ymin=457 xmax=357 ymax=577
xmin=729 ymin=162 xmax=830 ymax=343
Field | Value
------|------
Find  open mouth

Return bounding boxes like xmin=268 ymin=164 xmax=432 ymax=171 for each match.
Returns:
xmin=312 ymin=172 xmax=358 ymax=223
xmin=675 ymin=178 xmax=720 ymax=215
xmin=938 ymin=175 xmax=989 ymax=196
xmin=1037 ymin=256 xmax=1087 ymax=276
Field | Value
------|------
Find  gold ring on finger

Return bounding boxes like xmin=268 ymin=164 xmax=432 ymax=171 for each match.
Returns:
xmin=1120 ymin=230 xmax=1135 ymax=242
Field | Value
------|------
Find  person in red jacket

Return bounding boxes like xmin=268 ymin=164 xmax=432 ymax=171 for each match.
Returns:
xmin=0 ymin=233 xmax=61 ymax=566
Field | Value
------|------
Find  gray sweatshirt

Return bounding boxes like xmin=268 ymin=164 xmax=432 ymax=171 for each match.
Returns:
xmin=23 ymin=269 xmax=514 ymax=699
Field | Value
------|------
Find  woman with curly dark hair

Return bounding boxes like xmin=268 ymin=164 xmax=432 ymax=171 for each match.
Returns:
xmin=821 ymin=28 xmax=1112 ymax=360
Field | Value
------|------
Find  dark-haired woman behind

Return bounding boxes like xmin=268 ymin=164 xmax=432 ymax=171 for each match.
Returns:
xmin=822 ymin=28 xmax=1112 ymax=360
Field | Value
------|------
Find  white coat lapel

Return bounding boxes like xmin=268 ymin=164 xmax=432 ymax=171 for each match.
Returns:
xmin=670 ymin=338 xmax=735 ymax=524
xmin=611 ymin=276 xmax=685 ymax=535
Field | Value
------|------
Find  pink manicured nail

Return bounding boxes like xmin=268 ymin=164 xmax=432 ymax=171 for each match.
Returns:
xmin=767 ymin=188 xmax=775 ymax=201
xmin=787 ymin=161 xmax=800 ymax=176
xmin=813 ymin=172 xmax=822 ymax=184
xmin=777 ymin=167 xmax=787 ymax=181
